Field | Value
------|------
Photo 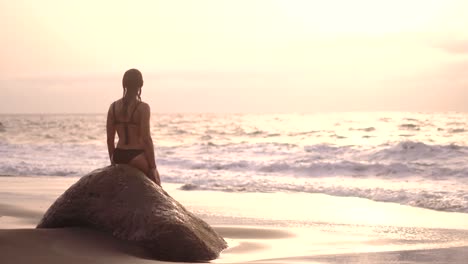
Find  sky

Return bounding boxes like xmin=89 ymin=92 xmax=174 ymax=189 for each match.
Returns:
xmin=1 ymin=0 xmax=468 ymax=113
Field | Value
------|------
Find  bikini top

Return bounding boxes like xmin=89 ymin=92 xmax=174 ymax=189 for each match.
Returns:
xmin=112 ymin=101 xmax=141 ymax=144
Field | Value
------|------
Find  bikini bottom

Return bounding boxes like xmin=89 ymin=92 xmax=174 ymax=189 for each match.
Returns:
xmin=113 ymin=148 xmax=144 ymax=164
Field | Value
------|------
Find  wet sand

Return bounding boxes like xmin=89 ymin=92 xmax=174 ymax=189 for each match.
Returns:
xmin=1 ymin=176 xmax=468 ymax=264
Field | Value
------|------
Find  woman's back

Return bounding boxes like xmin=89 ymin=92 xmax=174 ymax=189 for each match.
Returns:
xmin=111 ymin=99 xmax=144 ymax=149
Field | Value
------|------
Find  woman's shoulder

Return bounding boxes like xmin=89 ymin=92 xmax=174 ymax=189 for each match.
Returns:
xmin=108 ymin=99 xmax=147 ymax=112
xmin=137 ymin=101 xmax=150 ymax=111
xmin=109 ymin=99 xmax=122 ymax=107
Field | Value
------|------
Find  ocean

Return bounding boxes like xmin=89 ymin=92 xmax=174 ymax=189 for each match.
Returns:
xmin=1 ymin=112 xmax=468 ymax=214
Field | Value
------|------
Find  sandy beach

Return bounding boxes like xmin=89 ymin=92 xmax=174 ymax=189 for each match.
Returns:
xmin=1 ymin=176 xmax=468 ymax=264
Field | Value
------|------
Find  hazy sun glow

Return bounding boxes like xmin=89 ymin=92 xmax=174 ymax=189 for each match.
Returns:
xmin=1 ymin=0 xmax=468 ymax=113
xmin=277 ymin=0 xmax=446 ymax=34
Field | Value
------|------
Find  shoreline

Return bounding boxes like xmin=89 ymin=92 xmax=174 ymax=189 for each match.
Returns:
xmin=1 ymin=176 xmax=468 ymax=263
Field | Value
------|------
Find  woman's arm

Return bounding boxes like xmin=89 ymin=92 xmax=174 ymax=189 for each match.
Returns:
xmin=140 ymin=103 xmax=160 ymax=185
xmin=106 ymin=104 xmax=116 ymax=164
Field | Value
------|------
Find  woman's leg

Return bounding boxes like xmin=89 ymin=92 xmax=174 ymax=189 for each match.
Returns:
xmin=128 ymin=153 xmax=154 ymax=182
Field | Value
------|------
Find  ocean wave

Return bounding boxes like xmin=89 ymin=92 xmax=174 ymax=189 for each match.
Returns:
xmin=287 ymin=130 xmax=319 ymax=136
xmin=0 ymin=163 xmax=80 ymax=176
xmin=190 ymin=160 xmax=251 ymax=171
xmin=0 ymin=142 xmax=109 ymax=176
xmin=170 ymin=128 xmax=190 ymax=135
xmin=399 ymin=123 xmax=420 ymax=131
xmin=370 ymin=141 xmax=468 ymax=162
xmin=446 ymin=121 xmax=465 ymax=126
xmin=200 ymin=135 xmax=212 ymax=141
xmin=350 ymin=127 xmax=376 ymax=132
xmin=331 ymin=134 xmax=347 ymax=139
xmin=178 ymin=179 xmax=468 ymax=213
xmin=404 ymin=118 xmax=420 ymax=122
xmin=449 ymin=128 xmax=465 ymax=134
xmin=2 ymin=113 xmax=468 ymax=214
xmin=247 ymin=130 xmax=265 ymax=136
xmin=180 ymin=156 xmax=468 ymax=179
xmin=304 ymin=144 xmax=345 ymax=153
xmin=168 ymin=127 xmax=277 ymax=138
xmin=2 ymin=139 xmax=467 ymax=180
xmin=166 ymin=141 xmax=468 ymax=179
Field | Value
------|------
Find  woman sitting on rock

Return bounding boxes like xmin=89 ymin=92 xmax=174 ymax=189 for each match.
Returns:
xmin=106 ymin=68 xmax=161 ymax=185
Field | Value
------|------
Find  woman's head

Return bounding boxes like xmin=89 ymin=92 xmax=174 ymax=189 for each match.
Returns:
xmin=122 ymin=69 xmax=143 ymax=100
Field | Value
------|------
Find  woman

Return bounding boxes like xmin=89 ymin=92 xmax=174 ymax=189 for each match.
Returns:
xmin=106 ymin=69 xmax=161 ymax=185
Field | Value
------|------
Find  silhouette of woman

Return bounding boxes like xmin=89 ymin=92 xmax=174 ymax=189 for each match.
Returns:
xmin=106 ymin=69 xmax=161 ymax=185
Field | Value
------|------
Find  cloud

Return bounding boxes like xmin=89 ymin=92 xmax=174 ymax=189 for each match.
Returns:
xmin=437 ymin=39 xmax=468 ymax=54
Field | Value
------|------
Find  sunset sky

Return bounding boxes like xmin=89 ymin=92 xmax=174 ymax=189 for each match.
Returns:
xmin=1 ymin=0 xmax=468 ymax=113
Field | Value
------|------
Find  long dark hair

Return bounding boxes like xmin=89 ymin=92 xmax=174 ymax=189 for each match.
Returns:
xmin=122 ymin=69 xmax=143 ymax=116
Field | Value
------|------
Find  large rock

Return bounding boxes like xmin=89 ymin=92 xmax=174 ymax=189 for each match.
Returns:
xmin=37 ymin=165 xmax=227 ymax=262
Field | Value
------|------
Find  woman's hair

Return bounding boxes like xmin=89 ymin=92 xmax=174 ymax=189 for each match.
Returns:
xmin=122 ymin=69 xmax=143 ymax=116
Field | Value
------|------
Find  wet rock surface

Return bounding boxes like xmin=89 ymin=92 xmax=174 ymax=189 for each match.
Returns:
xmin=37 ymin=165 xmax=227 ymax=262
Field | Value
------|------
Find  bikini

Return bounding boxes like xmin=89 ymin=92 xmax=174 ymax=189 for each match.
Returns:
xmin=112 ymin=101 xmax=144 ymax=164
